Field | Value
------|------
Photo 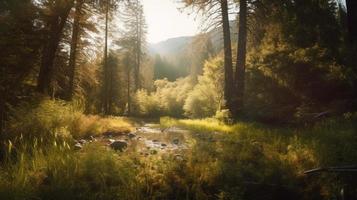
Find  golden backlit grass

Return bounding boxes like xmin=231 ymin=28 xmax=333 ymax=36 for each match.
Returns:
xmin=72 ymin=115 xmax=135 ymax=138
xmin=1 ymin=100 xmax=356 ymax=199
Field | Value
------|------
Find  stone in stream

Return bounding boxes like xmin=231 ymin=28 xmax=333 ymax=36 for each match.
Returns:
xmin=89 ymin=136 xmax=97 ymax=142
xmin=128 ymin=133 xmax=136 ymax=139
xmin=103 ymin=130 xmax=126 ymax=138
xmin=107 ymin=139 xmax=116 ymax=144
xmin=150 ymin=149 xmax=158 ymax=155
xmin=152 ymin=139 xmax=159 ymax=143
xmin=74 ymin=143 xmax=83 ymax=150
xmin=172 ymin=138 xmax=180 ymax=145
xmin=78 ymin=139 xmax=87 ymax=144
xmin=161 ymin=143 xmax=167 ymax=147
xmin=174 ymin=154 xmax=184 ymax=161
xmin=84 ymin=135 xmax=96 ymax=142
xmin=110 ymin=140 xmax=128 ymax=152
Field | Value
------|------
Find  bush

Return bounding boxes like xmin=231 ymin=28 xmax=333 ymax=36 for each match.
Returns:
xmin=133 ymin=77 xmax=194 ymax=117
xmin=184 ymin=57 xmax=224 ymax=118
xmin=5 ymin=99 xmax=134 ymax=142
xmin=6 ymin=99 xmax=82 ymax=142
xmin=133 ymin=89 xmax=161 ymax=117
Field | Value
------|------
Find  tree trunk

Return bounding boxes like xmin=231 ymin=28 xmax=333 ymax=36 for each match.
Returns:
xmin=102 ymin=0 xmax=110 ymax=115
xmin=233 ymin=0 xmax=247 ymax=116
xmin=108 ymin=56 xmax=114 ymax=114
xmin=134 ymin=11 xmax=141 ymax=91
xmin=127 ymin=60 xmax=131 ymax=116
xmin=220 ymin=0 xmax=234 ymax=112
xmin=67 ymin=0 xmax=84 ymax=100
xmin=37 ymin=4 xmax=72 ymax=95
xmin=0 ymin=92 xmax=5 ymax=134
xmin=346 ymin=0 xmax=357 ymax=45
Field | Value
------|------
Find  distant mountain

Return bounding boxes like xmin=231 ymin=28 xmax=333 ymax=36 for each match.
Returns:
xmin=148 ymin=36 xmax=193 ymax=56
xmin=148 ymin=22 xmax=238 ymax=81
xmin=148 ymin=21 xmax=237 ymax=58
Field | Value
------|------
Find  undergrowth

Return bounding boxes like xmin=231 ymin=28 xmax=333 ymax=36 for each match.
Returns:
xmin=0 ymin=100 xmax=356 ymax=199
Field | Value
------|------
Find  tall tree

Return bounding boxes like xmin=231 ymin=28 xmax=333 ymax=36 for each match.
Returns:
xmin=98 ymin=0 xmax=120 ymax=114
xmin=233 ymin=0 xmax=247 ymax=115
xmin=182 ymin=0 xmax=234 ymax=113
xmin=220 ymin=0 xmax=234 ymax=112
xmin=124 ymin=53 xmax=132 ymax=115
xmin=67 ymin=0 xmax=85 ymax=100
xmin=37 ymin=0 xmax=74 ymax=95
xmin=102 ymin=0 xmax=110 ymax=114
xmin=346 ymin=0 xmax=357 ymax=45
xmin=0 ymin=0 xmax=42 ymax=132
xmin=121 ymin=0 xmax=147 ymax=91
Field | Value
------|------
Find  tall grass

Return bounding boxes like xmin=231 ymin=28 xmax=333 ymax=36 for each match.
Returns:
xmin=5 ymin=99 xmax=134 ymax=142
xmin=1 ymin=99 xmax=356 ymax=199
xmin=160 ymin=114 xmax=357 ymax=199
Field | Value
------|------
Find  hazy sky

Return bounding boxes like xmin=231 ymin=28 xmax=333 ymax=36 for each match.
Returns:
xmin=142 ymin=0 xmax=201 ymax=44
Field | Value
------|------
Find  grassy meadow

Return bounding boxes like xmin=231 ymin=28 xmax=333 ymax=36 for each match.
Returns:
xmin=0 ymin=100 xmax=356 ymax=200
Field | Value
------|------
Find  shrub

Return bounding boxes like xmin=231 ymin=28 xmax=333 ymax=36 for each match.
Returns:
xmin=6 ymin=99 xmax=82 ymax=142
xmin=133 ymin=77 xmax=194 ymax=117
xmin=184 ymin=57 xmax=224 ymax=118
xmin=133 ymin=89 xmax=161 ymax=117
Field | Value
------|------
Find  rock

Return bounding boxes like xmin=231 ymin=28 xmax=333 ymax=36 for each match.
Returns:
xmin=79 ymin=139 xmax=87 ymax=144
xmin=174 ymin=154 xmax=184 ymax=161
xmin=161 ymin=143 xmax=167 ymax=147
xmin=110 ymin=140 xmax=128 ymax=152
xmin=172 ymin=138 xmax=179 ymax=145
xmin=102 ymin=131 xmax=113 ymax=138
xmin=74 ymin=143 xmax=83 ymax=150
xmin=108 ymin=139 xmax=116 ymax=144
xmin=84 ymin=135 xmax=96 ymax=141
xmin=128 ymin=133 xmax=136 ymax=139
xmin=89 ymin=136 xmax=96 ymax=142
xmin=152 ymin=139 xmax=159 ymax=143
xmin=137 ymin=136 xmax=142 ymax=141
xmin=103 ymin=131 xmax=125 ymax=138
xmin=150 ymin=149 xmax=158 ymax=155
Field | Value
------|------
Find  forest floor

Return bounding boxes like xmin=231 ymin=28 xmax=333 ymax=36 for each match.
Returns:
xmin=1 ymin=106 xmax=357 ymax=199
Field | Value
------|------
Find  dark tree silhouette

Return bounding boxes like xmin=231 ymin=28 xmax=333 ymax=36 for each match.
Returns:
xmin=233 ymin=0 xmax=247 ymax=115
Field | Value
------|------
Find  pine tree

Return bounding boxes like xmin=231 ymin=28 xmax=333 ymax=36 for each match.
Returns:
xmin=233 ymin=0 xmax=247 ymax=115
xmin=37 ymin=0 xmax=74 ymax=95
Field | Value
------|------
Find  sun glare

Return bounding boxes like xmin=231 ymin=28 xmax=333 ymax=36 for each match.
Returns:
xmin=142 ymin=0 xmax=201 ymax=43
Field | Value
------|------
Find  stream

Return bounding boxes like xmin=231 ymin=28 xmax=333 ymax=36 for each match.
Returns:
xmin=75 ymin=123 xmax=194 ymax=159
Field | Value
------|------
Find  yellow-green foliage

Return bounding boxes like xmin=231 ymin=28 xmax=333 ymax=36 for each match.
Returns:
xmin=133 ymin=56 xmax=225 ymax=119
xmin=184 ymin=56 xmax=224 ymax=118
xmin=161 ymin=116 xmax=244 ymax=133
xmin=2 ymin=99 xmax=356 ymax=200
xmin=0 ymin=143 xmax=142 ymax=200
xmin=160 ymin=115 xmax=357 ymax=199
xmin=7 ymin=99 xmax=82 ymax=141
xmin=71 ymin=115 xmax=134 ymax=138
xmin=133 ymin=77 xmax=194 ymax=117
xmin=133 ymin=89 xmax=161 ymax=117
xmin=6 ymin=99 xmax=134 ymax=141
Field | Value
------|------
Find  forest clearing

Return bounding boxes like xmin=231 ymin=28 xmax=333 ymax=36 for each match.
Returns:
xmin=1 ymin=0 xmax=357 ymax=199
